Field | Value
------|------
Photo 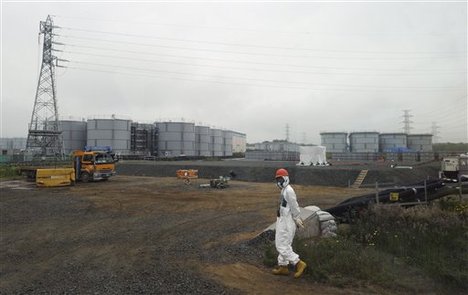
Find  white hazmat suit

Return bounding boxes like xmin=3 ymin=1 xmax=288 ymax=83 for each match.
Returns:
xmin=275 ymin=176 xmax=302 ymax=266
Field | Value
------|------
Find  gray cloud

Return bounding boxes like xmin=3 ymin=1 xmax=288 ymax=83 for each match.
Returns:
xmin=2 ymin=1 xmax=467 ymax=144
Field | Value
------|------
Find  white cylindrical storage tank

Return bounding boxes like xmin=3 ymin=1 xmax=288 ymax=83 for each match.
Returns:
xmin=223 ymin=130 xmax=233 ymax=157
xmin=232 ymin=132 xmax=246 ymax=153
xmin=156 ymin=122 xmax=196 ymax=157
xmin=59 ymin=120 xmax=87 ymax=154
xmin=195 ymin=126 xmax=211 ymax=157
xmin=270 ymin=141 xmax=282 ymax=151
xmin=254 ymin=142 xmax=267 ymax=150
xmin=87 ymin=118 xmax=131 ymax=153
xmin=320 ymin=132 xmax=348 ymax=153
xmin=349 ymin=132 xmax=379 ymax=152
xmin=407 ymin=134 xmax=433 ymax=152
xmin=379 ymin=133 xmax=407 ymax=152
xmin=210 ymin=128 xmax=223 ymax=157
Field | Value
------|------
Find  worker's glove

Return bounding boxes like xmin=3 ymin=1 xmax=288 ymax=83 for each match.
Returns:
xmin=294 ymin=218 xmax=305 ymax=229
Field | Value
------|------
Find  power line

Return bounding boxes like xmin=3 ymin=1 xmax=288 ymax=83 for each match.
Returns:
xmin=429 ymin=116 xmax=468 ymax=125
xmin=63 ymin=65 xmax=466 ymax=93
xmin=55 ymin=15 xmax=467 ymax=37
xmin=66 ymin=60 xmax=464 ymax=90
xmin=410 ymin=99 xmax=467 ymax=118
xmin=57 ymin=38 xmax=467 ymax=74
xmin=415 ymin=106 xmax=467 ymax=118
xmin=65 ymin=65 xmax=324 ymax=91
xmin=61 ymin=49 xmax=468 ymax=78
xmin=58 ymin=27 xmax=465 ymax=56
xmin=414 ymin=109 xmax=467 ymax=121
xmin=57 ymin=30 xmax=462 ymax=60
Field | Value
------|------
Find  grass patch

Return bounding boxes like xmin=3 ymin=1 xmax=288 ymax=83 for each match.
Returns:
xmin=0 ymin=166 xmax=21 ymax=179
xmin=264 ymin=199 xmax=468 ymax=293
xmin=350 ymin=201 xmax=467 ymax=290
xmin=264 ymin=236 xmax=432 ymax=292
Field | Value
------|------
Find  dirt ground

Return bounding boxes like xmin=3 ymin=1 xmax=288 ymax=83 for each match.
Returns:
xmin=1 ymin=176 xmax=375 ymax=294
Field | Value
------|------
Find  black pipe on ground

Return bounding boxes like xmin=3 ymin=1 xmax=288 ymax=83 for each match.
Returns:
xmin=324 ymin=179 xmax=448 ymax=222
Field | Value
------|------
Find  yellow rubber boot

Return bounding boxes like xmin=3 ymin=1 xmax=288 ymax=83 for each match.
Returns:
xmin=294 ymin=260 xmax=307 ymax=278
xmin=272 ymin=265 xmax=289 ymax=275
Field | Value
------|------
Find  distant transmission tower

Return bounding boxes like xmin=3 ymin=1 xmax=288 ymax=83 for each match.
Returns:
xmin=401 ymin=110 xmax=413 ymax=134
xmin=26 ymin=15 xmax=67 ymax=157
xmin=431 ymin=122 xmax=441 ymax=143
xmin=285 ymin=124 xmax=290 ymax=142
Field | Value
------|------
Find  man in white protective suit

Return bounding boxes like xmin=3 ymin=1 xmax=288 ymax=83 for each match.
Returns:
xmin=272 ymin=168 xmax=307 ymax=278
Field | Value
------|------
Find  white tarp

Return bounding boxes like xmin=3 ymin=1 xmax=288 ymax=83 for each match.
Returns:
xmin=298 ymin=146 xmax=327 ymax=166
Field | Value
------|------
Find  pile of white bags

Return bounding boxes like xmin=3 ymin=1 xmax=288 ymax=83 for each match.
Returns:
xmin=304 ymin=206 xmax=337 ymax=238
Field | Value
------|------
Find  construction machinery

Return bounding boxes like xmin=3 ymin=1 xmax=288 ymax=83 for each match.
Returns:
xmin=209 ymin=176 xmax=230 ymax=189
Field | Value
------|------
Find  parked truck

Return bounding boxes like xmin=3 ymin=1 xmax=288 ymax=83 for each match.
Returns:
xmin=20 ymin=146 xmax=117 ymax=186
xmin=440 ymin=153 xmax=468 ymax=182
xmin=73 ymin=147 xmax=117 ymax=182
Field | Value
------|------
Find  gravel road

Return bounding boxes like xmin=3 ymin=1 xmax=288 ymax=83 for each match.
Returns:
xmin=0 ymin=176 xmax=376 ymax=294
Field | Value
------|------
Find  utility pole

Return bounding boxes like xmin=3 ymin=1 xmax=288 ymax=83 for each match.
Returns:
xmin=401 ymin=110 xmax=413 ymax=134
xmin=26 ymin=15 xmax=67 ymax=158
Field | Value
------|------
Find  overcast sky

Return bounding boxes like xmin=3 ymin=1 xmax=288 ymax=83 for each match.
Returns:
xmin=1 ymin=1 xmax=467 ymax=144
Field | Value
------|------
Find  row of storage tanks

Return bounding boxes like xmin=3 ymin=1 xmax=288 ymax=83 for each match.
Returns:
xmin=320 ymin=132 xmax=433 ymax=153
xmin=59 ymin=119 xmax=246 ymax=157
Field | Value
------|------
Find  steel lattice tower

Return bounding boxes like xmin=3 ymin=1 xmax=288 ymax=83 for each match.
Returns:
xmin=401 ymin=109 xmax=413 ymax=134
xmin=26 ymin=15 xmax=64 ymax=157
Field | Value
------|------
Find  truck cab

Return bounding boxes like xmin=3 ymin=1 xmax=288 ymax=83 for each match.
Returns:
xmin=441 ymin=153 xmax=468 ymax=182
xmin=73 ymin=147 xmax=117 ymax=182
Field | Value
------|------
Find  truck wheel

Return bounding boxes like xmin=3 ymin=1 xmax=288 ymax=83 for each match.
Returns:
xmin=81 ymin=172 xmax=90 ymax=183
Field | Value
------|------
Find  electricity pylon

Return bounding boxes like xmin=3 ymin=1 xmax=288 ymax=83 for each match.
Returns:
xmin=431 ymin=122 xmax=440 ymax=143
xmin=26 ymin=15 xmax=66 ymax=158
xmin=401 ymin=110 xmax=413 ymax=134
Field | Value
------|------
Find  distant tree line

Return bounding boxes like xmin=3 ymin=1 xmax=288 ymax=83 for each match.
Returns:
xmin=433 ymin=143 xmax=468 ymax=152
